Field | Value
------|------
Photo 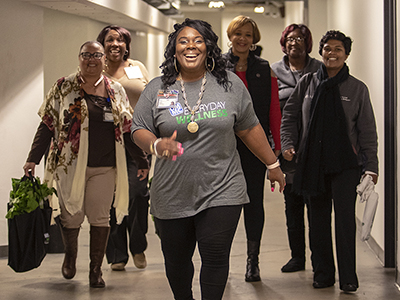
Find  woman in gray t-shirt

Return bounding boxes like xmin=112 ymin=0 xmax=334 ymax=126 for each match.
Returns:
xmin=131 ymin=19 xmax=285 ymax=300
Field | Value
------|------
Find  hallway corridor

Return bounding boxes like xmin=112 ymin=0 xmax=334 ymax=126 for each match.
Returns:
xmin=2 ymin=187 xmax=399 ymax=300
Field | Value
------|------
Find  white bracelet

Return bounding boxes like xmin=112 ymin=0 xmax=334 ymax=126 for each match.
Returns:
xmin=266 ymin=160 xmax=280 ymax=170
xmin=153 ymin=138 xmax=163 ymax=158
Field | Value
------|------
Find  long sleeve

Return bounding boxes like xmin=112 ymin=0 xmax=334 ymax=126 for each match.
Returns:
xmin=269 ymin=76 xmax=281 ymax=150
xmin=26 ymin=121 xmax=54 ymax=164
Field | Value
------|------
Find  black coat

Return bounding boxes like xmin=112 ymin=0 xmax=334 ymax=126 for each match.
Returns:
xmin=223 ymin=49 xmax=272 ymax=167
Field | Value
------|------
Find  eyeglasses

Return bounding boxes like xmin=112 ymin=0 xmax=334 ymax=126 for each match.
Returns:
xmin=286 ymin=37 xmax=304 ymax=44
xmin=80 ymin=52 xmax=104 ymax=60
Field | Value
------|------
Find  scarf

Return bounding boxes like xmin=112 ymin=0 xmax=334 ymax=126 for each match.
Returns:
xmin=293 ymin=64 xmax=358 ymax=197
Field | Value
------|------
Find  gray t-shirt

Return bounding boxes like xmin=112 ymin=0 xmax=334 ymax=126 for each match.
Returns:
xmin=131 ymin=71 xmax=259 ymax=219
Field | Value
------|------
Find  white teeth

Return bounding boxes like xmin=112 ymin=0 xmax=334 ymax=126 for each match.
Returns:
xmin=111 ymin=50 xmax=119 ymax=54
xmin=329 ymin=58 xmax=337 ymax=61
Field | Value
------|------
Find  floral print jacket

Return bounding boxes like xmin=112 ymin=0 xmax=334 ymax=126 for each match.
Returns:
xmin=40 ymin=72 xmax=132 ymax=223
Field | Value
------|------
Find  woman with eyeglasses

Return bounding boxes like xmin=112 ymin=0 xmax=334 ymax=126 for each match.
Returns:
xmin=271 ymin=24 xmax=321 ymax=273
xmin=23 ymin=41 xmax=148 ymax=288
xmin=223 ymin=15 xmax=282 ymax=283
xmin=97 ymin=25 xmax=150 ymax=272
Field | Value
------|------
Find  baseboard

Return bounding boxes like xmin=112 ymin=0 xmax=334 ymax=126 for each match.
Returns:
xmin=356 ymin=217 xmax=384 ymax=266
xmin=0 ymin=245 xmax=8 ymax=258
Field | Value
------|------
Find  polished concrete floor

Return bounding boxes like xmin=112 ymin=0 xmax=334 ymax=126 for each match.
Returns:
xmin=2 ymin=187 xmax=399 ymax=300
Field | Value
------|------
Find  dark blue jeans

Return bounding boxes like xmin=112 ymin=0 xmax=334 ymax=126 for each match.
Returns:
xmin=155 ymin=205 xmax=242 ymax=300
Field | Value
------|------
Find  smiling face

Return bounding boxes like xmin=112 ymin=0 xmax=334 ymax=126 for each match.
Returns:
xmin=104 ymin=30 xmax=127 ymax=63
xmin=321 ymin=39 xmax=349 ymax=77
xmin=175 ymin=26 xmax=207 ymax=79
xmin=230 ymin=22 xmax=253 ymax=55
xmin=79 ymin=43 xmax=105 ymax=78
xmin=285 ymin=29 xmax=306 ymax=59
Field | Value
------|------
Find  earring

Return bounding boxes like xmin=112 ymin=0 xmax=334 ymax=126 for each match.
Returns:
xmin=227 ymin=41 xmax=232 ymax=48
xmin=174 ymin=56 xmax=179 ymax=73
xmin=250 ymin=44 xmax=257 ymax=51
xmin=205 ymin=57 xmax=215 ymax=72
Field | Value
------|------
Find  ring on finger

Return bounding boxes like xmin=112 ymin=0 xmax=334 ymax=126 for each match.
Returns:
xmin=162 ymin=150 xmax=170 ymax=157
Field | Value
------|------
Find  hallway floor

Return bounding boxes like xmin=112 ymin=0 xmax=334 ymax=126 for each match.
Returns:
xmin=2 ymin=187 xmax=399 ymax=300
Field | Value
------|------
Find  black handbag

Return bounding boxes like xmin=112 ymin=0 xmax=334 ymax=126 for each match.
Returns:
xmin=7 ymin=174 xmax=53 ymax=272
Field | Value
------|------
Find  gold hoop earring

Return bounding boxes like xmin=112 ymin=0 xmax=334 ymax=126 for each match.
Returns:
xmin=227 ymin=41 xmax=232 ymax=48
xmin=205 ymin=57 xmax=215 ymax=72
xmin=250 ymin=44 xmax=257 ymax=51
xmin=174 ymin=56 xmax=179 ymax=73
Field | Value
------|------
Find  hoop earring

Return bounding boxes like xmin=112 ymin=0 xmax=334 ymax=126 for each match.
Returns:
xmin=205 ymin=57 xmax=215 ymax=72
xmin=250 ymin=44 xmax=257 ymax=51
xmin=227 ymin=41 xmax=232 ymax=48
xmin=174 ymin=56 xmax=179 ymax=73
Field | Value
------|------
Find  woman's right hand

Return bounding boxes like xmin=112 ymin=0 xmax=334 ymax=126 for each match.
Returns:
xmin=155 ymin=131 xmax=184 ymax=160
xmin=23 ymin=162 xmax=36 ymax=176
xmin=268 ymin=167 xmax=286 ymax=193
xmin=283 ymin=148 xmax=296 ymax=161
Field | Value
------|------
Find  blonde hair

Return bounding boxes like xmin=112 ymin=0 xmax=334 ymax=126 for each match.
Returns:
xmin=226 ymin=15 xmax=261 ymax=44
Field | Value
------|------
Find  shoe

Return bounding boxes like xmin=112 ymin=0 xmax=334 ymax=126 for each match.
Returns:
xmin=133 ymin=253 xmax=147 ymax=269
xmin=111 ymin=262 xmax=126 ymax=271
xmin=89 ymin=226 xmax=110 ymax=288
xmin=245 ymin=257 xmax=261 ymax=282
xmin=313 ymin=281 xmax=335 ymax=289
xmin=281 ymin=258 xmax=305 ymax=272
xmin=245 ymin=240 xmax=261 ymax=282
xmin=60 ymin=227 xmax=80 ymax=280
xmin=341 ymin=283 xmax=357 ymax=292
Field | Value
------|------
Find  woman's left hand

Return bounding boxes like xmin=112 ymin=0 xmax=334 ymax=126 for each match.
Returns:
xmin=268 ymin=167 xmax=286 ymax=193
xmin=137 ymin=169 xmax=149 ymax=181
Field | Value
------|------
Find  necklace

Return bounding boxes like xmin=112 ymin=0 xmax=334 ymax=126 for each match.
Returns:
xmin=236 ymin=62 xmax=247 ymax=71
xmin=79 ymin=74 xmax=104 ymax=91
xmin=179 ymin=72 xmax=207 ymax=133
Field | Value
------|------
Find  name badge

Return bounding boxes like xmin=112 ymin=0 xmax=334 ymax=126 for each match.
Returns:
xmin=157 ymin=90 xmax=179 ymax=109
xmin=103 ymin=106 xmax=113 ymax=122
xmin=125 ymin=66 xmax=143 ymax=79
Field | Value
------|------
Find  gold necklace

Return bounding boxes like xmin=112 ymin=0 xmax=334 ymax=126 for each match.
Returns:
xmin=236 ymin=62 xmax=247 ymax=71
xmin=179 ymin=72 xmax=207 ymax=133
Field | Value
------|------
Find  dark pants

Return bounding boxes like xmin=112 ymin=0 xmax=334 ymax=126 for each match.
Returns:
xmin=155 ymin=205 xmax=242 ymax=300
xmin=238 ymin=142 xmax=266 ymax=242
xmin=307 ymin=168 xmax=361 ymax=288
xmin=283 ymin=183 xmax=309 ymax=260
xmin=106 ymin=153 xmax=150 ymax=264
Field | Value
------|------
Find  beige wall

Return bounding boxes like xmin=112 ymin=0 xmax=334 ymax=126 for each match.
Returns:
xmin=0 ymin=0 xmax=45 ymax=246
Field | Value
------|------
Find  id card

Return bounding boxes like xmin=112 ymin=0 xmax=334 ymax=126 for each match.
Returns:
xmin=103 ymin=106 xmax=113 ymax=122
xmin=125 ymin=66 xmax=143 ymax=79
xmin=157 ymin=90 xmax=179 ymax=109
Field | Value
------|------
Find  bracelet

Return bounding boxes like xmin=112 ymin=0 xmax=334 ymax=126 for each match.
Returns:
xmin=149 ymin=140 xmax=155 ymax=154
xmin=153 ymin=138 xmax=163 ymax=158
xmin=266 ymin=160 xmax=280 ymax=170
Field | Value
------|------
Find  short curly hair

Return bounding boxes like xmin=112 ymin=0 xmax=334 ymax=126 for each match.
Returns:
xmin=160 ymin=18 xmax=230 ymax=91
xmin=226 ymin=15 xmax=261 ymax=44
xmin=97 ymin=25 xmax=131 ymax=61
xmin=279 ymin=24 xmax=313 ymax=54
xmin=319 ymin=30 xmax=352 ymax=55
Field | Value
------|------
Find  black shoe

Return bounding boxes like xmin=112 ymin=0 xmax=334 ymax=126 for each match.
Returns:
xmin=341 ymin=283 xmax=357 ymax=292
xmin=281 ymin=258 xmax=305 ymax=272
xmin=245 ymin=258 xmax=261 ymax=282
xmin=313 ymin=281 xmax=335 ymax=289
